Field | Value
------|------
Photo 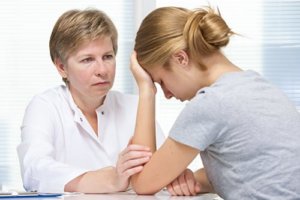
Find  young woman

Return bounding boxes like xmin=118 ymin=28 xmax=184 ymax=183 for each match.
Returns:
xmin=130 ymin=6 xmax=300 ymax=199
xmin=17 ymin=9 xmax=164 ymax=193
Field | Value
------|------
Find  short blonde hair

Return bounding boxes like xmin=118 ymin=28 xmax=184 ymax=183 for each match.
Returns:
xmin=134 ymin=6 xmax=233 ymax=69
xmin=49 ymin=9 xmax=118 ymax=64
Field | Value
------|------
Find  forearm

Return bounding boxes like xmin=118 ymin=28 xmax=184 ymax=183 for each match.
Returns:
xmin=132 ymin=88 xmax=156 ymax=152
xmin=131 ymin=88 xmax=157 ymax=193
xmin=194 ymin=168 xmax=214 ymax=193
xmin=65 ymin=166 xmax=123 ymax=193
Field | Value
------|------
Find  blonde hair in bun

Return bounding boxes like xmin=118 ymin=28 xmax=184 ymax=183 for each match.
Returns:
xmin=134 ymin=6 xmax=234 ymax=69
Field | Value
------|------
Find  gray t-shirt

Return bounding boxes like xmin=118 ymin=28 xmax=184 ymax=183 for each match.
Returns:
xmin=169 ymin=70 xmax=300 ymax=200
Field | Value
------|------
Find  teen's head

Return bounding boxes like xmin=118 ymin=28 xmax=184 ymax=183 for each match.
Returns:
xmin=134 ymin=6 xmax=233 ymax=100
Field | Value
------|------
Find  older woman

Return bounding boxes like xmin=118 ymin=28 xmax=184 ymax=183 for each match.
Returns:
xmin=17 ymin=9 xmax=164 ymax=193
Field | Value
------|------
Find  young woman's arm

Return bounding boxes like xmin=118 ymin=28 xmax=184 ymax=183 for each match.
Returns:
xmin=130 ymin=52 xmax=203 ymax=194
xmin=130 ymin=52 xmax=157 ymax=153
xmin=131 ymin=137 xmax=199 ymax=194
xmin=166 ymin=167 xmax=214 ymax=196
xmin=131 ymin=88 xmax=156 ymax=152
xmin=193 ymin=168 xmax=215 ymax=193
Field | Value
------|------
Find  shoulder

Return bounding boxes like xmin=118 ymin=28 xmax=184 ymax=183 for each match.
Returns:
xmin=169 ymin=88 xmax=225 ymax=150
xmin=31 ymin=85 xmax=66 ymax=101
xmin=22 ymin=86 xmax=68 ymax=125
xmin=184 ymin=89 xmax=222 ymax=118
xmin=26 ymin=85 xmax=68 ymax=111
xmin=172 ymin=89 xmax=222 ymax=130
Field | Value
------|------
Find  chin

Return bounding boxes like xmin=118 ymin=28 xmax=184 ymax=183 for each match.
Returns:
xmin=92 ymin=89 xmax=109 ymax=97
xmin=174 ymin=97 xmax=184 ymax=102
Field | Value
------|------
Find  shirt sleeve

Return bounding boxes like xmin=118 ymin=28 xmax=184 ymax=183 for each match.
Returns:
xmin=17 ymin=96 xmax=87 ymax=193
xmin=169 ymin=91 xmax=225 ymax=151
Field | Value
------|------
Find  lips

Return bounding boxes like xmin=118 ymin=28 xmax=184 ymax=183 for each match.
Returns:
xmin=92 ymin=81 xmax=110 ymax=86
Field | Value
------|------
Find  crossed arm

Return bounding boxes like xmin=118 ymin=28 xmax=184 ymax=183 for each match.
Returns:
xmin=130 ymin=52 xmax=213 ymax=195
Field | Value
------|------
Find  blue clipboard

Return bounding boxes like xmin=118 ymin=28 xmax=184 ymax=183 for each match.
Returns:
xmin=0 ymin=192 xmax=62 ymax=198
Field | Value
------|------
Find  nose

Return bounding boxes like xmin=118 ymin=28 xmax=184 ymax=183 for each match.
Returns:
xmin=95 ymin=59 xmax=108 ymax=77
xmin=161 ymin=85 xmax=173 ymax=99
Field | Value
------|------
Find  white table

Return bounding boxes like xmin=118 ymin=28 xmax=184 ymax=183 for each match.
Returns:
xmin=5 ymin=190 xmax=221 ymax=200
xmin=63 ymin=190 xmax=221 ymax=200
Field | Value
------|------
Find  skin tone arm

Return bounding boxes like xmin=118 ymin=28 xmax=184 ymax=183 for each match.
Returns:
xmin=166 ymin=168 xmax=214 ymax=196
xmin=130 ymin=53 xmax=157 ymax=153
xmin=130 ymin=52 xmax=213 ymax=195
xmin=65 ymin=143 xmax=152 ymax=193
xmin=194 ymin=168 xmax=215 ymax=193
xmin=167 ymin=169 xmax=200 ymax=196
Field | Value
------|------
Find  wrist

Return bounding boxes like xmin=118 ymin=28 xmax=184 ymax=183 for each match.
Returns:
xmin=138 ymin=86 xmax=156 ymax=97
xmin=111 ymin=167 xmax=129 ymax=192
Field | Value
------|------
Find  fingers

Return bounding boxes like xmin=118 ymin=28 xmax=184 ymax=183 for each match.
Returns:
xmin=184 ymin=169 xmax=197 ymax=195
xmin=120 ymin=144 xmax=150 ymax=155
xmin=178 ymin=171 xmax=193 ymax=196
xmin=117 ymin=144 xmax=152 ymax=178
xmin=195 ymin=182 xmax=201 ymax=194
xmin=170 ymin=179 xmax=184 ymax=196
xmin=130 ymin=51 xmax=141 ymax=75
xmin=123 ymin=153 xmax=151 ymax=170
xmin=119 ymin=145 xmax=152 ymax=166
xmin=166 ymin=184 xmax=176 ymax=196
xmin=121 ymin=156 xmax=151 ymax=176
xmin=166 ymin=169 xmax=199 ymax=196
xmin=130 ymin=51 xmax=138 ymax=67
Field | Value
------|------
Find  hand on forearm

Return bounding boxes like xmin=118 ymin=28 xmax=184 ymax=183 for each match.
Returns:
xmin=166 ymin=168 xmax=214 ymax=196
xmin=64 ymin=144 xmax=152 ymax=194
xmin=194 ymin=168 xmax=214 ymax=193
xmin=166 ymin=168 xmax=201 ymax=196
xmin=115 ymin=144 xmax=152 ymax=191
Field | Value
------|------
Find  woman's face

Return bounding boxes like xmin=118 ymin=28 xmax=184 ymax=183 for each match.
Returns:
xmin=146 ymin=60 xmax=198 ymax=101
xmin=62 ymin=36 xmax=116 ymax=101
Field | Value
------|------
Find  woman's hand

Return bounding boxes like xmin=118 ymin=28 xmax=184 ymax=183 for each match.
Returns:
xmin=114 ymin=144 xmax=152 ymax=191
xmin=130 ymin=51 xmax=156 ymax=94
xmin=166 ymin=169 xmax=201 ymax=196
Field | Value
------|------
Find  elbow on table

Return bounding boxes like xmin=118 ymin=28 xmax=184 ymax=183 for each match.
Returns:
xmin=132 ymin=186 xmax=158 ymax=195
xmin=131 ymin=179 xmax=160 ymax=195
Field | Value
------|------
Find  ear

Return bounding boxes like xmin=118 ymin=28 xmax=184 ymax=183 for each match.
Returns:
xmin=54 ymin=58 xmax=68 ymax=79
xmin=172 ymin=50 xmax=190 ymax=67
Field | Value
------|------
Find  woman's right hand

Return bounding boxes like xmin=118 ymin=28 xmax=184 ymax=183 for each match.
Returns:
xmin=114 ymin=143 xmax=152 ymax=191
xmin=166 ymin=168 xmax=201 ymax=196
xmin=130 ymin=51 xmax=156 ymax=94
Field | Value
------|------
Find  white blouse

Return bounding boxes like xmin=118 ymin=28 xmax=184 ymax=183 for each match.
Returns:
xmin=17 ymin=85 xmax=165 ymax=193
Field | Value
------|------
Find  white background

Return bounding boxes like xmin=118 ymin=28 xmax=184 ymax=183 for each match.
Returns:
xmin=0 ymin=0 xmax=299 ymax=190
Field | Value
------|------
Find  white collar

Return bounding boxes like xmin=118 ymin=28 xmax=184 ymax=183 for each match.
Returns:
xmin=63 ymin=85 xmax=113 ymax=123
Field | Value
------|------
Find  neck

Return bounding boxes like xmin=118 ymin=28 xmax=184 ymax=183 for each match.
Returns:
xmin=69 ymin=87 xmax=106 ymax=116
xmin=195 ymin=51 xmax=241 ymax=88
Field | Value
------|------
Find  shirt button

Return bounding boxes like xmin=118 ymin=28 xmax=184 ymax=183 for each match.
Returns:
xmin=80 ymin=117 xmax=83 ymax=122
xmin=101 ymin=111 xmax=105 ymax=115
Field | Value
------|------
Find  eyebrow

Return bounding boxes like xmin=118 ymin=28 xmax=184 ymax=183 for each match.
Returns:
xmin=76 ymin=50 xmax=115 ymax=58
xmin=104 ymin=50 xmax=115 ymax=54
